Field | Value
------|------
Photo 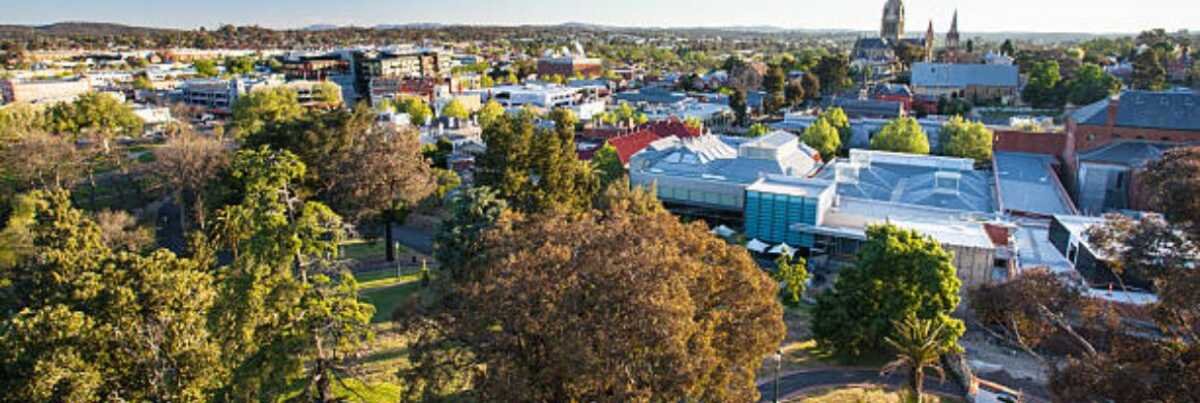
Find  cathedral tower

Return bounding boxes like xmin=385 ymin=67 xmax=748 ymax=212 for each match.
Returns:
xmin=881 ymin=0 xmax=905 ymax=42
xmin=946 ymin=10 xmax=961 ymax=51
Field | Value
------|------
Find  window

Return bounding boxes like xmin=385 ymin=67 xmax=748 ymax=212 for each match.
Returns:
xmin=994 ymin=258 xmax=1008 ymax=269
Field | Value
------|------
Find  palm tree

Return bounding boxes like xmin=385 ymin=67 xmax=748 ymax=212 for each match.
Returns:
xmin=881 ymin=314 xmax=949 ymax=403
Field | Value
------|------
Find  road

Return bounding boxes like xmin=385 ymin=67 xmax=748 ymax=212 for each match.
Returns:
xmin=390 ymin=224 xmax=435 ymax=255
xmin=757 ymin=369 xmax=967 ymax=402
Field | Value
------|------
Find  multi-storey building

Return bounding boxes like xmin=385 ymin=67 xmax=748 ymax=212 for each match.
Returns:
xmin=0 ymin=78 xmax=92 ymax=105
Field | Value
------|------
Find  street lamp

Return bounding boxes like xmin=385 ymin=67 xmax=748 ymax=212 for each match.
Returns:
xmin=773 ymin=349 xmax=783 ymax=403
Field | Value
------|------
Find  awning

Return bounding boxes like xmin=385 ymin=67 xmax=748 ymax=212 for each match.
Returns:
xmin=746 ymin=239 xmax=770 ymax=253
xmin=770 ymin=243 xmax=796 ymax=257
xmin=711 ymin=225 xmax=737 ymax=238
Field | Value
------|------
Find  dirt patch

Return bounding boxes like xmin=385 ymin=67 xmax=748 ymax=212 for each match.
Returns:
xmin=960 ymin=330 xmax=1051 ymax=395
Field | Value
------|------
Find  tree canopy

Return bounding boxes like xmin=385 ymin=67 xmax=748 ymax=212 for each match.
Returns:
xmin=440 ymin=99 xmax=469 ymax=120
xmin=870 ymin=117 xmax=930 ymax=155
xmin=939 ymin=116 xmax=993 ymax=162
xmin=230 ymin=86 xmax=304 ymax=140
xmin=812 ymin=224 xmax=964 ymax=357
xmin=402 ymin=184 xmax=785 ymax=402
xmin=802 ymin=117 xmax=841 ymax=161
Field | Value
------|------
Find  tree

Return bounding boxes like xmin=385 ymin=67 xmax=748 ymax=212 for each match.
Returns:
xmin=477 ymin=100 xmax=505 ymax=128
xmin=821 ymin=107 xmax=851 ymax=148
xmin=223 ymin=56 xmax=255 ymax=76
xmin=812 ymin=224 xmax=964 ymax=357
xmin=131 ymin=75 xmax=153 ymax=91
xmin=939 ymin=116 xmax=993 ymax=162
xmin=747 ymin=123 xmax=770 ymax=137
xmin=229 ymin=86 xmax=303 ymax=140
xmin=1022 ymin=60 xmax=1063 ymax=109
xmin=209 ymin=147 xmax=373 ymax=401
xmin=591 ymin=143 xmax=625 ymax=188
xmin=1142 ymin=147 xmax=1200 ymax=239
xmin=802 ymin=117 xmax=841 ymax=161
xmin=1067 ymin=63 xmax=1121 ymax=106
xmin=93 ymin=209 xmax=154 ymax=252
xmin=971 ymin=269 xmax=1083 ymax=353
xmin=476 ymin=109 xmax=597 ymax=213
xmin=730 ymin=88 xmax=749 ymax=127
xmin=813 ymin=55 xmax=851 ymax=94
xmin=311 ymin=82 xmax=342 ymax=105
xmin=421 ymin=137 xmax=454 ymax=169
xmin=784 ymin=79 xmax=805 ymax=107
xmin=1133 ymin=48 xmax=1169 ymax=91
xmin=431 ymin=186 xmax=508 ymax=280
xmin=441 ymin=99 xmax=469 ymax=120
xmin=400 ymin=97 xmax=432 ymax=127
xmin=763 ymin=64 xmax=787 ymax=113
xmin=402 ymin=185 xmax=785 ymax=401
xmin=1001 ymin=39 xmax=1016 ymax=56
xmin=0 ymin=191 xmax=222 ymax=402
xmin=193 ymin=59 xmax=219 ymax=78
xmin=44 ymin=92 xmax=143 ymax=150
xmin=0 ymin=131 xmax=86 ymax=192
xmin=870 ymin=117 xmax=930 ymax=155
xmin=880 ymin=315 xmax=951 ymax=403
xmin=800 ymin=73 xmax=821 ymax=102
xmin=0 ymin=102 xmax=46 ymax=141
xmin=895 ymin=41 xmax=927 ymax=67
xmin=774 ymin=255 xmax=809 ymax=305
xmin=148 ymin=131 xmax=230 ymax=232
xmin=723 ymin=56 xmax=762 ymax=92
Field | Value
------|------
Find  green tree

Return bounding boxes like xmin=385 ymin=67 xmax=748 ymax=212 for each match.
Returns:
xmin=131 ymin=75 xmax=153 ymax=91
xmin=230 ymin=86 xmax=303 ymax=140
xmin=432 ymin=186 xmax=508 ymax=281
xmin=812 ymin=224 xmax=964 ymax=357
xmin=1067 ymin=63 xmax=1121 ymax=106
xmin=209 ymin=147 xmax=374 ymax=401
xmin=763 ymin=64 xmax=787 ymax=113
xmin=1133 ymin=48 xmax=1168 ymax=91
xmin=223 ymin=56 xmax=255 ymax=76
xmin=477 ymin=100 xmax=505 ymax=129
xmin=774 ymin=255 xmax=809 ymax=305
xmin=821 ymin=107 xmax=852 ymax=149
xmin=785 ymin=79 xmax=806 ymax=107
xmin=730 ymin=88 xmax=749 ymax=127
xmin=802 ymin=117 xmax=841 ymax=161
xmin=44 ymin=92 xmax=143 ymax=150
xmin=311 ymin=82 xmax=342 ymax=105
xmin=880 ymin=315 xmax=951 ymax=403
xmin=400 ymin=97 xmax=432 ymax=127
xmin=939 ymin=116 xmax=994 ymax=162
xmin=591 ymin=143 xmax=625 ymax=188
xmin=813 ymin=55 xmax=851 ymax=94
xmin=747 ymin=123 xmax=770 ymax=137
xmin=0 ymin=191 xmax=222 ymax=402
xmin=870 ymin=117 xmax=930 ymax=155
xmin=800 ymin=73 xmax=821 ymax=102
xmin=441 ymin=99 xmax=469 ymax=120
xmin=476 ymin=109 xmax=598 ymax=213
xmin=193 ymin=59 xmax=219 ymax=78
xmin=1022 ymin=60 xmax=1063 ymax=109
xmin=1001 ymin=39 xmax=1016 ymax=56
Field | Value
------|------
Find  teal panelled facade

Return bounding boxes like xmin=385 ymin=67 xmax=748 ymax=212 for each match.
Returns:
xmin=744 ymin=190 xmax=818 ymax=247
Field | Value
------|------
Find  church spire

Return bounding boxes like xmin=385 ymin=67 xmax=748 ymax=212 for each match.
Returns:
xmin=946 ymin=9 xmax=961 ymax=51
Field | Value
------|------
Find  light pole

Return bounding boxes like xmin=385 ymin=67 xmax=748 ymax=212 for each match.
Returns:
xmin=773 ymin=349 xmax=783 ymax=403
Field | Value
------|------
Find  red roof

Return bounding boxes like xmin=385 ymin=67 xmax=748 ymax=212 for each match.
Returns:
xmin=983 ymin=223 xmax=1012 ymax=247
xmin=607 ymin=130 xmax=662 ymax=164
xmin=640 ymin=119 xmax=702 ymax=139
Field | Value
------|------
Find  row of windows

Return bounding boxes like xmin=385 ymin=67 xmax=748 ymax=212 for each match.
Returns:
xmin=656 ymin=185 xmax=741 ymax=208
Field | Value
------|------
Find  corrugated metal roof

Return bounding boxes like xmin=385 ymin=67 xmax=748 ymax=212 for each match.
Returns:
xmin=911 ymin=62 xmax=1019 ymax=88
xmin=1080 ymin=91 xmax=1200 ymax=131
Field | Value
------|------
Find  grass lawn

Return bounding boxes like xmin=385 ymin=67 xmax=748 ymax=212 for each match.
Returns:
xmin=358 ymin=272 xmax=423 ymax=323
xmin=341 ymin=239 xmax=391 ymax=262
xmin=791 ymin=386 xmax=965 ymax=403
xmin=760 ymin=304 xmax=892 ymax=380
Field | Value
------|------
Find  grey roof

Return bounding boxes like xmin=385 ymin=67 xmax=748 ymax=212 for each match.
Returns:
xmin=824 ymin=97 xmax=905 ymax=119
xmin=1077 ymin=140 xmax=1177 ymax=167
xmin=911 ymin=62 xmax=1019 ymax=88
xmin=631 ymin=134 xmax=821 ymax=185
xmin=855 ymin=38 xmax=892 ymax=50
xmin=1078 ymin=91 xmax=1200 ymax=131
xmin=813 ymin=150 xmax=996 ymax=213
xmin=994 ymin=152 xmax=1077 ymax=216
xmin=613 ymin=88 xmax=688 ymax=105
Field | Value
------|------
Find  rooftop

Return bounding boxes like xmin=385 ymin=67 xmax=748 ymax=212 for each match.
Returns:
xmin=1077 ymin=140 xmax=1178 ymax=168
xmin=1076 ymin=90 xmax=1200 ymax=131
xmin=630 ymin=133 xmax=821 ymax=186
xmin=813 ymin=150 xmax=996 ymax=213
xmin=994 ymin=152 xmax=1078 ymax=216
xmin=911 ymin=62 xmax=1020 ymax=88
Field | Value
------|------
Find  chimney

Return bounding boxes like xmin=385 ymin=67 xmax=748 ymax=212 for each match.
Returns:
xmin=1106 ymin=95 xmax=1120 ymax=128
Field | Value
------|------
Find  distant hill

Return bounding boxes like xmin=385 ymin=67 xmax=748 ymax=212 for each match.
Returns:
xmin=0 ymin=22 xmax=178 ymax=37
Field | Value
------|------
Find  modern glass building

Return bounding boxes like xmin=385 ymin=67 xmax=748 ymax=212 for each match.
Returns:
xmin=744 ymin=176 xmax=836 ymax=248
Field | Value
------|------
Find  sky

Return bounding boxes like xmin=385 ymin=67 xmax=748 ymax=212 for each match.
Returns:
xmin=2 ymin=0 xmax=1198 ymax=34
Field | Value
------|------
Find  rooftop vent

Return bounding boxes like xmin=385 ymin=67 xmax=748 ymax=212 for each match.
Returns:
xmin=934 ymin=171 xmax=962 ymax=195
xmin=849 ymin=149 xmax=873 ymax=167
xmin=836 ymin=163 xmax=861 ymax=185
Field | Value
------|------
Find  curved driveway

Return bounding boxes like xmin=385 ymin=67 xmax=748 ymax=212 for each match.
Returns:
xmin=757 ymin=369 xmax=967 ymax=402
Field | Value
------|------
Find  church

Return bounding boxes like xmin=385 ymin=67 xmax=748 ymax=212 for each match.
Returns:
xmin=852 ymin=0 xmax=961 ymax=64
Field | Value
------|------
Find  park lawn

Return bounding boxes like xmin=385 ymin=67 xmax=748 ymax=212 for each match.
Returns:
xmin=341 ymin=239 xmax=390 ymax=262
xmin=792 ymin=386 xmax=965 ymax=403
xmin=761 ymin=304 xmax=893 ymax=380
xmin=357 ymin=272 xmax=423 ymax=323
xmin=276 ymin=374 xmax=401 ymax=403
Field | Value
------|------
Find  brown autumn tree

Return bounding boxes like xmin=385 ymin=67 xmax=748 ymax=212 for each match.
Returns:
xmin=971 ymin=268 xmax=1084 ymax=352
xmin=1 ymin=131 xmax=86 ymax=192
xmin=399 ymin=184 xmax=785 ymax=402
xmin=1142 ymin=146 xmax=1200 ymax=239
xmin=149 ymin=131 xmax=231 ymax=231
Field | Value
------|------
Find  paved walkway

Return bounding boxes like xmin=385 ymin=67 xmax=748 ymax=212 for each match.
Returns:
xmin=757 ymin=369 xmax=967 ymax=402
xmin=390 ymin=225 xmax=434 ymax=255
